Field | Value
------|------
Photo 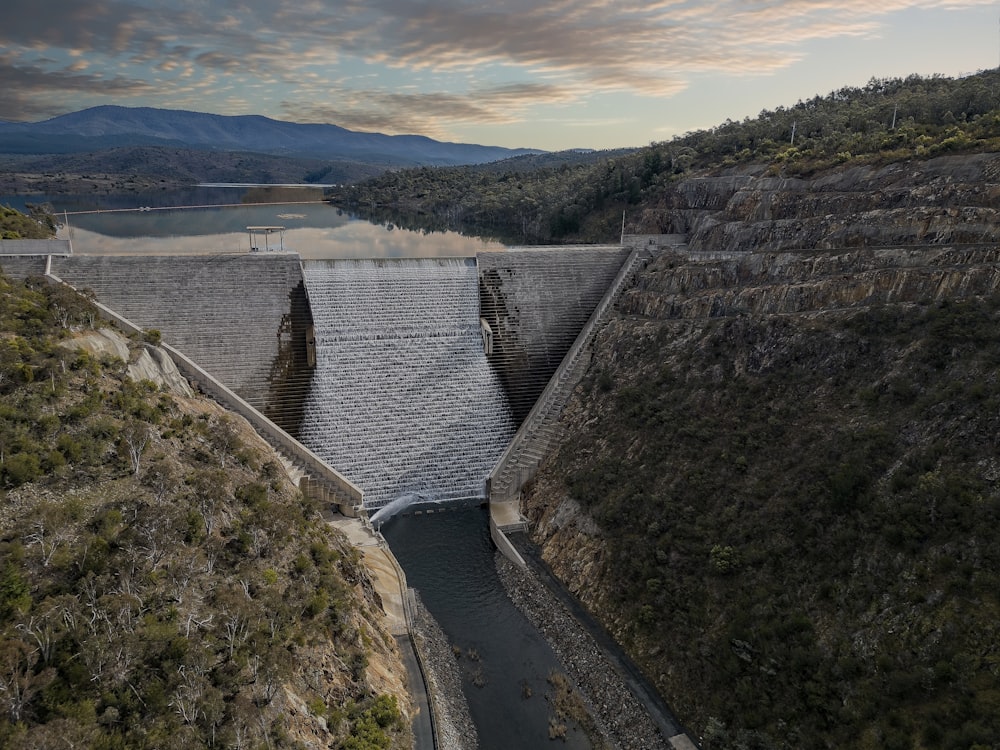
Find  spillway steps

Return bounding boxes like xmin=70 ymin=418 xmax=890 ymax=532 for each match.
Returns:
xmin=299 ymin=258 xmax=516 ymax=510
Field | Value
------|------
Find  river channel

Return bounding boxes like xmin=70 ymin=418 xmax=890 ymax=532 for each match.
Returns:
xmin=383 ymin=506 xmax=592 ymax=750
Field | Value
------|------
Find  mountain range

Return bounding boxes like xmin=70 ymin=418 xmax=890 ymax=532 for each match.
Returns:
xmin=0 ymin=105 xmax=543 ymax=167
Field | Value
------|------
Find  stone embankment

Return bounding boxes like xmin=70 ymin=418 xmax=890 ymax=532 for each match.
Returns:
xmin=409 ymin=593 xmax=477 ymax=750
xmin=496 ymin=553 xmax=674 ymax=750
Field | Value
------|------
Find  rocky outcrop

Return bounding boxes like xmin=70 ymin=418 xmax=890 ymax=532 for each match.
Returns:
xmin=648 ymin=153 xmax=1000 ymax=253
xmin=127 ymin=344 xmax=195 ymax=397
xmin=521 ymin=201 xmax=1000 ymax=747
xmin=622 ymin=246 xmax=1000 ymax=320
xmin=59 ymin=327 xmax=196 ymax=397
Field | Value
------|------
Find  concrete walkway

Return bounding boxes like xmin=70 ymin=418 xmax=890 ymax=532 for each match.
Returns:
xmin=325 ymin=512 xmax=408 ymax=635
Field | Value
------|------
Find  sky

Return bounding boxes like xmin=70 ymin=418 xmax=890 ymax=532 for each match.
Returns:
xmin=2 ymin=0 xmax=999 ymax=151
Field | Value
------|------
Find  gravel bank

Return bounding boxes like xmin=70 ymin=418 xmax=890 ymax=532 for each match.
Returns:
xmin=496 ymin=553 xmax=671 ymax=750
xmin=409 ymin=591 xmax=478 ymax=750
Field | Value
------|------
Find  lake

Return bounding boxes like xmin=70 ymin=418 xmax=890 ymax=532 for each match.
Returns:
xmin=1 ymin=185 xmax=506 ymax=258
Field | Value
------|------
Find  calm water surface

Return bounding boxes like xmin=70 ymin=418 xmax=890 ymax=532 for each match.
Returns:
xmin=3 ymin=187 xmax=505 ymax=258
xmin=382 ymin=506 xmax=591 ymax=750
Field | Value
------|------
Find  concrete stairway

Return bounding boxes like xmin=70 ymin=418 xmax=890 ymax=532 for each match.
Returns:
xmin=488 ymin=246 xmax=650 ymax=513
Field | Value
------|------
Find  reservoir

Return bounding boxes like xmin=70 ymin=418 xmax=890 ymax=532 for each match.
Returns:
xmin=2 ymin=186 xmax=506 ymax=258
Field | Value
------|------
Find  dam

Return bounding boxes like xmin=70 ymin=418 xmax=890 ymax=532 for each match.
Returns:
xmin=4 ymin=245 xmax=632 ymax=513
xmin=297 ymin=257 xmax=514 ymax=511
xmin=1 ymin=237 xmax=696 ymax=749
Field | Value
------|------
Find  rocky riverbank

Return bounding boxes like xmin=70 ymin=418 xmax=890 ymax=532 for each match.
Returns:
xmin=496 ymin=553 xmax=672 ymax=750
xmin=410 ymin=592 xmax=478 ymax=750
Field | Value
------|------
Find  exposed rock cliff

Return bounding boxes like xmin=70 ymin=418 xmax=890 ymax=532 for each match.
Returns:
xmin=641 ymin=153 xmax=1000 ymax=253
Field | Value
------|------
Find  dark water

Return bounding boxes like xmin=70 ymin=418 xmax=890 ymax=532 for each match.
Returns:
xmin=381 ymin=506 xmax=591 ymax=750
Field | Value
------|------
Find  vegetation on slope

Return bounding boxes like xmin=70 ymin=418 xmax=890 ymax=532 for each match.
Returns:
xmin=0 ymin=204 xmax=55 ymax=240
xmin=0 ymin=271 xmax=407 ymax=749
xmin=0 ymin=146 xmax=384 ymax=195
xmin=528 ymin=280 xmax=1000 ymax=749
xmin=331 ymin=70 xmax=1000 ymax=244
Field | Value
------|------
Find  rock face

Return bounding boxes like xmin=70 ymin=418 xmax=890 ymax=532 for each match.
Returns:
xmin=60 ymin=327 xmax=131 ymax=362
xmin=642 ymin=153 xmax=1000 ymax=253
xmin=520 ymin=154 xmax=1000 ymax=749
xmin=127 ymin=344 xmax=195 ymax=397
xmin=59 ymin=328 xmax=196 ymax=397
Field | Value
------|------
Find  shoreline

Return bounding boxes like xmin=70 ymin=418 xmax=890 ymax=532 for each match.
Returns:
xmin=495 ymin=551 xmax=674 ymax=750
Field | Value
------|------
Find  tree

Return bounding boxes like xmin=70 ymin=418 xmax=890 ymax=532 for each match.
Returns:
xmin=120 ymin=421 xmax=150 ymax=475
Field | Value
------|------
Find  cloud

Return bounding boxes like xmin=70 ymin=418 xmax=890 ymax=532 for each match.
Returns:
xmin=0 ymin=0 xmax=994 ymax=135
xmin=0 ymin=57 xmax=157 ymax=121
xmin=281 ymin=82 xmax=580 ymax=139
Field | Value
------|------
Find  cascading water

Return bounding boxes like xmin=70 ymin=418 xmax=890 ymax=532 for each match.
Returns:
xmin=297 ymin=257 xmax=515 ymax=513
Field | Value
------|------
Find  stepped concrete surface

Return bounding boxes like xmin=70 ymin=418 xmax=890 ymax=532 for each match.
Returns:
xmin=0 ymin=255 xmax=49 ymax=278
xmin=478 ymin=246 xmax=630 ymax=425
xmin=299 ymin=258 xmax=515 ymax=511
xmin=51 ymin=254 xmax=313 ymax=434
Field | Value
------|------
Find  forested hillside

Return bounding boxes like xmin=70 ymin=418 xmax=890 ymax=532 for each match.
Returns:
xmin=331 ymin=70 xmax=1000 ymax=244
xmin=0 ymin=205 xmax=55 ymax=240
xmin=524 ymin=247 xmax=1000 ymax=749
xmin=0 ymin=270 xmax=409 ymax=749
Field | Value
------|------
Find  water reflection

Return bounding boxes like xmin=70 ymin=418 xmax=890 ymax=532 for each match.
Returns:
xmin=58 ymin=203 xmax=504 ymax=259
xmin=1 ymin=187 xmax=506 ymax=259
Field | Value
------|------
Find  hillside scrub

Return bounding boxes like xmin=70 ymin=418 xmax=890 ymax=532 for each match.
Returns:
xmin=331 ymin=69 xmax=1000 ymax=244
xmin=0 ymin=205 xmax=56 ymax=240
xmin=0 ymin=273 xmax=409 ymax=749
xmin=524 ymin=263 xmax=1000 ymax=749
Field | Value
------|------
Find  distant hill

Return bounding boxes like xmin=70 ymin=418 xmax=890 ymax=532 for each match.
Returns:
xmin=0 ymin=105 xmax=543 ymax=166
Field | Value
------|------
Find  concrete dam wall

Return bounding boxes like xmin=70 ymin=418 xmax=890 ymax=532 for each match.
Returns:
xmin=479 ymin=246 xmax=631 ymax=424
xmin=17 ymin=248 xmax=630 ymax=512
xmin=298 ymin=257 xmax=515 ymax=511
xmin=50 ymin=254 xmax=315 ymax=436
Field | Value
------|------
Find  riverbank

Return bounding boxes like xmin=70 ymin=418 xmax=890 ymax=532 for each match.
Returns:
xmin=410 ymin=592 xmax=478 ymax=750
xmin=496 ymin=551 xmax=686 ymax=750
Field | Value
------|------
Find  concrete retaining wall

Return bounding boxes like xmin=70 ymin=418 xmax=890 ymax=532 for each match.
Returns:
xmin=51 ymin=254 xmax=314 ymax=435
xmin=0 ymin=239 xmax=71 ymax=256
xmin=488 ymin=246 xmax=649 ymax=558
xmin=478 ymin=246 xmax=630 ymax=425
xmin=45 ymin=268 xmax=363 ymax=514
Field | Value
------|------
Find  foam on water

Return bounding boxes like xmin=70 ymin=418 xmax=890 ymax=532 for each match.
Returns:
xmin=298 ymin=257 xmax=515 ymax=511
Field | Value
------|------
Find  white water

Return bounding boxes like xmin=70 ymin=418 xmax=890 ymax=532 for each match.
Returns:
xmin=298 ymin=258 xmax=515 ymax=511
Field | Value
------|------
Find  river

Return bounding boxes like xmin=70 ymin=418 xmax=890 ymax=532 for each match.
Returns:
xmin=382 ymin=506 xmax=592 ymax=750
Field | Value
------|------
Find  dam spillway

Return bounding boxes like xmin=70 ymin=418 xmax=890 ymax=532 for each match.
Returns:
xmin=297 ymin=258 xmax=516 ymax=511
xmin=15 ymin=245 xmax=634 ymax=515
